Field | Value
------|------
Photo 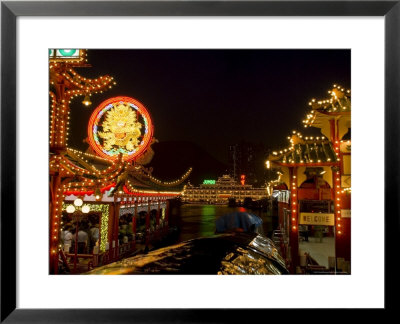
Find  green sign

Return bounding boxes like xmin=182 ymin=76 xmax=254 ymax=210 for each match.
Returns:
xmin=49 ymin=49 xmax=81 ymax=60
xmin=203 ymin=180 xmax=216 ymax=185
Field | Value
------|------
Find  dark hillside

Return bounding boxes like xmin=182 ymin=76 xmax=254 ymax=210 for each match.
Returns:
xmin=148 ymin=141 xmax=229 ymax=186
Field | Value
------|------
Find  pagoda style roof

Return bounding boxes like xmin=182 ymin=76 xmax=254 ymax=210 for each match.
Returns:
xmin=269 ymin=135 xmax=338 ymax=167
xmin=303 ymin=85 xmax=351 ymax=128
xmin=51 ymin=148 xmax=191 ymax=196
xmin=111 ymin=163 xmax=192 ymax=196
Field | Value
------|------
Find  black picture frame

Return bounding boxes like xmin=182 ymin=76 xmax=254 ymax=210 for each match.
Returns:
xmin=1 ymin=0 xmax=397 ymax=322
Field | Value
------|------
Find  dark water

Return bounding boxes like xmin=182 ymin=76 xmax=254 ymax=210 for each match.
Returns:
xmin=172 ymin=204 xmax=277 ymax=243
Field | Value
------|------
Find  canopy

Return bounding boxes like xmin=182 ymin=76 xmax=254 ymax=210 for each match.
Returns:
xmin=85 ymin=233 xmax=288 ymax=275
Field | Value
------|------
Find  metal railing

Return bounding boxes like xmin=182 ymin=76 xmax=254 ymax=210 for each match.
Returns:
xmin=271 ymin=227 xmax=288 ymax=263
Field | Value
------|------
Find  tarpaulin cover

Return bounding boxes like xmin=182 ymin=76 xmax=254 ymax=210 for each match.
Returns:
xmin=215 ymin=211 xmax=263 ymax=233
xmin=85 ymin=233 xmax=288 ymax=275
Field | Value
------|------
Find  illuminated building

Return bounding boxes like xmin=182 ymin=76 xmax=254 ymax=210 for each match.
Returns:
xmin=182 ymin=174 xmax=267 ymax=204
xmin=266 ymin=85 xmax=351 ymax=274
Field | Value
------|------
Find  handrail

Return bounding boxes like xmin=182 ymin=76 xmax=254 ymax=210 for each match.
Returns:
xmin=272 ymin=228 xmax=288 ymax=263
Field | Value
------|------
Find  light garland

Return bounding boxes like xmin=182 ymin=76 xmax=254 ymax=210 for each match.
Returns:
xmin=49 ymin=50 xmax=114 ymax=272
xmin=148 ymin=167 xmax=193 ymax=186
xmin=62 ymin=202 xmax=109 ymax=252
xmin=303 ymin=84 xmax=351 ymax=128
xmin=270 ymin=133 xmax=334 ymax=167
xmin=342 ymin=187 xmax=351 ymax=194
xmin=334 ymin=169 xmax=343 ymax=235
xmin=50 ymin=187 xmax=64 ymax=254
xmin=291 ymin=174 xmax=297 ymax=231
xmin=67 ymin=148 xmax=113 ymax=165
xmin=49 ymin=57 xmax=115 ymax=151
xmin=123 ymin=182 xmax=182 ymax=197
xmin=61 ymin=154 xmax=124 ymax=178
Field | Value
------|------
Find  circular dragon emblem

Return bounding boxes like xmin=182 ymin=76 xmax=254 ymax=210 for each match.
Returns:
xmin=87 ymin=96 xmax=154 ymax=162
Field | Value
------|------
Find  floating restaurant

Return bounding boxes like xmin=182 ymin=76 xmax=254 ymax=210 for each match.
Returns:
xmin=266 ymin=85 xmax=351 ymax=274
xmin=182 ymin=174 xmax=267 ymax=205
xmin=49 ymin=50 xmax=191 ymax=274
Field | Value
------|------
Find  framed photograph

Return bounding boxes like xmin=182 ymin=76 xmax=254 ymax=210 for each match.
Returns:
xmin=1 ymin=0 xmax=397 ymax=321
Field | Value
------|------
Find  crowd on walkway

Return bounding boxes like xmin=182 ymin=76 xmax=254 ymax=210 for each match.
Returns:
xmin=61 ymin=215 xmax=100 ymax=254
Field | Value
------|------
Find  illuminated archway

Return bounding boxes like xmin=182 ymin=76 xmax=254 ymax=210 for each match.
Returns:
xmin=299 ymin=178 xmax=331 ymax=189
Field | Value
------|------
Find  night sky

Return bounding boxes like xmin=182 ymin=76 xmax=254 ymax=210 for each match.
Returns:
xmin=69 ymin=49 xmax=350 ymax=164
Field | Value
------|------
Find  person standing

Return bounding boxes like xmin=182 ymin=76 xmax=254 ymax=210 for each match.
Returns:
xmin=77 ymin=227 xmax=89 ymax=254
xmin=90 ymin=223 xmax=100 ymax=251
xmin=62 ymin=225 xmax=73 ymax=252
xmin=304 ymin=225 xmax=309 ymax=242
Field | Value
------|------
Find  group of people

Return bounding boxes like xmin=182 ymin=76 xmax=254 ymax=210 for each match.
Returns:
xmin=61 ymin=211 xmax=165 ymax=252
xmin=118 ymin=214 xmax=134 ymax=244
xmin=118 ymin=211 xmax=162 ymax=245
xmin=61 ymin=217 xmax=100 ymax=254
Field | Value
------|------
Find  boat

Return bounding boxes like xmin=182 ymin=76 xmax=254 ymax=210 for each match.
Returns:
xmin=85 ymin=232 xmax=289 ymax=275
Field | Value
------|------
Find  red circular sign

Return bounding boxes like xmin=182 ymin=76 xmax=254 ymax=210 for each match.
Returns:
xmin=87 ymin=96 xmax=154 ymax=162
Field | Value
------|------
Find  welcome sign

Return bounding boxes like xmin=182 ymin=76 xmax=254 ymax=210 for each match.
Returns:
xmin=299 ymin=213 xmax=335 ymax=226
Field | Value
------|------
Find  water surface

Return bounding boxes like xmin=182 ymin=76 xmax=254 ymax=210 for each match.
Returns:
xmin=174 ymin=204 xmax=277 ymax=243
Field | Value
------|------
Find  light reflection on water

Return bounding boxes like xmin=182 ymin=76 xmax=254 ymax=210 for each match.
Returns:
xmin=174 ymin=204 xmax=276 ymax=243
